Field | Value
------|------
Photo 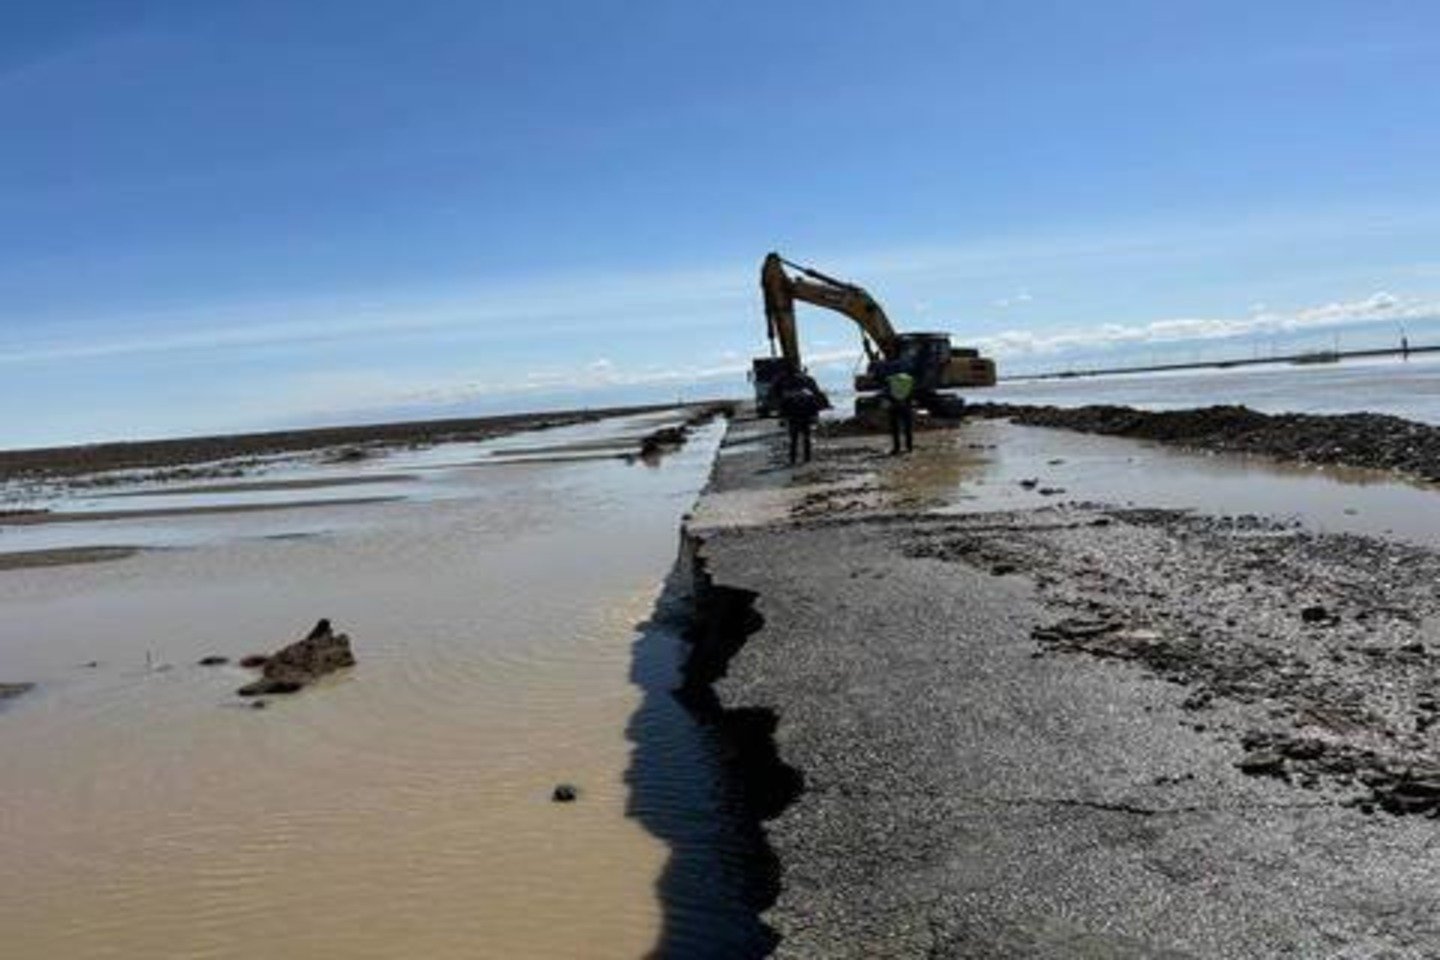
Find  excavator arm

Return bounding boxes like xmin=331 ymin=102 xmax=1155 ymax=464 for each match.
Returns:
xmin=761 ymin=251 xmax=899 ymax=368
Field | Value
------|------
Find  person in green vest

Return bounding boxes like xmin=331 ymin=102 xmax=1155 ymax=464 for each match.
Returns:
xmin=884 ymin=368 xmax=916 ymax=455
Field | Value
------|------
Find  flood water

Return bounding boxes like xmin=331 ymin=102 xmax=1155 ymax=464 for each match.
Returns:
xmin=0 ymin=410 xmax=750 ymax=959
xmin=988 ymin=352 xmax=1440 ymax=425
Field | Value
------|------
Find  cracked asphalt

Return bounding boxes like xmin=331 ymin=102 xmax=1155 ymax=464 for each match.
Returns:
xmin=686 ymin=411 xmax=1440 ymax=959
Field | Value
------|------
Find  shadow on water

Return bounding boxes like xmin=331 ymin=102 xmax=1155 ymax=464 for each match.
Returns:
xmin=624 ymin=556 xmax=802 ymax=959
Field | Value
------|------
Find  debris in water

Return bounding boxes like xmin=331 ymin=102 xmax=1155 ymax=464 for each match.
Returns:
xmin=237 ymin=619 xmax=356 ymax=697
xmin=1 ymin=682 xmax=35 ymax=704
xmin=198 ymin=655 xmax=229 ymax=667
xmin=552 ymin=784 xmax=579 ymax=803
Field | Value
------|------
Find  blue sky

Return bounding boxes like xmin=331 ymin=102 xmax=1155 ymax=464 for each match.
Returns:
xmin=3 ymin=0 xmax=1439 ymax=446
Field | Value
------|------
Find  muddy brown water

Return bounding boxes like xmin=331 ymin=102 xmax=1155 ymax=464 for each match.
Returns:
xmin=0 ymin=411 xmax=750 ymax=959
xmin=914 ymin=419 xmax=1440 ymax=545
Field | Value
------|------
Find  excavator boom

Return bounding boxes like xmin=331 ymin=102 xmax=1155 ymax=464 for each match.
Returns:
xmin=762 ymin=252 xmax=898 ymax=364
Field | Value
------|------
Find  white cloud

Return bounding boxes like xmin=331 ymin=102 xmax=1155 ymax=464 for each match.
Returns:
xmin=974 ymin=291 xmax=1438 ymax=357
xmin=991 ymin=290 xmax=1034 ymax=309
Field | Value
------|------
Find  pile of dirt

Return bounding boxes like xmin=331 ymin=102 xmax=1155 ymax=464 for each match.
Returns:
xmin=966 ymin=403 xmax=1440 ymax=481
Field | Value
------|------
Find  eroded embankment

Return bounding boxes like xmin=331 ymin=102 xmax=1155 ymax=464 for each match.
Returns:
xmin=662 ymin=530 xmax=802 ymax=956
xmin=967 ymin=401 xmax=1440 ymax=481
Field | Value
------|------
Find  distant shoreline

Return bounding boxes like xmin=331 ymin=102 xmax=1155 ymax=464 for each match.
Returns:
xmin=0 ymin=401 xmax=724 ymax=481
xmin=1008 ymin=343 xmax=1437 ymax=382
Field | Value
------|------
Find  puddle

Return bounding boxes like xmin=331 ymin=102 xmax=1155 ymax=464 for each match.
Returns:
xmin=890 ymin=420 xmax=1440 ymax=546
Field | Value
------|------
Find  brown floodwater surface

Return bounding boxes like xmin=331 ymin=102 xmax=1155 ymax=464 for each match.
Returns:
xmin=0 ymin=412 xmax=727 ymax=959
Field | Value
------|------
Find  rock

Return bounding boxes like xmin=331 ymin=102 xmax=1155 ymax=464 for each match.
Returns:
xmin=638 ymin=426 xmax=688 ymax=459
xmin=1278 ymin=737 xmax=1324 ymax=761
xmin=1181 ymin=690 xmax=1213 ymax=711
xmin=552 ymin=783 xmax=579 ymax=803
xmin=236 ymin=619 xmax=355 ymax=697
xmin=991 ymin=562 xmax=1018 ymax=576
xmin=1236 ymin=750 xmax=1287 ymax=778
xmin=238 ymin=654 xmax=269 ymax=669
xmin=1037 ymin=487 xmax=1066 ymax=496
xmin=0 ymin=682 xmax=35 ymax=703
xmin=198 ymin=655 xmax=229 ymax=666
xmin=250 ymin=700 xmax=268 ymax=710
xmin=1018 ymin=478 xmax=1039 ymax=489
xmin=1300 ymin=605 xmax=1334 ymax=625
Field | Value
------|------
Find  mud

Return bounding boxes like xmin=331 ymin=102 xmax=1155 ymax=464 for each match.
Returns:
xmin=904 ymin=506 xmax=1440 ymax=817
xmin=0 ymin=546 xmax=139 ymax=570
xmin=95 ymin=474 xmax=421 ymax=498
xmin=968 ymin=401 xmax=1440 ymax=481
xmin=0 ymin=495 xmax=402 ymax=526
xmin=683 ymin=409 xmax=1440 ymax=957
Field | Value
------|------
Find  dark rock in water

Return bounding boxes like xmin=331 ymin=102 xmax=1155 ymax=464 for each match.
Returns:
xmin=198 ymin=655 xmax=229 ymax=666
xmin=238 ymin=654 xmax=269 ymax=669
xmin=1018 ymin=478 xmax=1039 ymax=489
xmin=1 ymin=682 xmax=35 ymax=704
xmin=1300 ymin=605 xmax=1334 ymax=625
xmin=638 ymin=425 xmax=688 ymax=459
xmin=238 ymin=678 xmax=305 ymax=696
xmin=236 ymin=619 xmax=355 ymax=697
xmin=991 ymin=562 xmax=1018 ymax=576
xmin=552 ymin=783 xmax=579 ymax=803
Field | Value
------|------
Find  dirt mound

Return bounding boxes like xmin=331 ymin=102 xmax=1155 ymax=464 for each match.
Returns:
xmin=966 ymin=402 xmax=1440 ymax=480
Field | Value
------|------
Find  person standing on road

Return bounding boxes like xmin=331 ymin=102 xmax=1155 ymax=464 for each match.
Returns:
xmin=884 ymin=368 xmax=916 ymax=455
xmin=778 ymin=367 xmax=828 ymax=465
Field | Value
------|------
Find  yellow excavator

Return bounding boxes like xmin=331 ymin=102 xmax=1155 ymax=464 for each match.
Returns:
xmin=751 ymin=252 xmax=996 ymax=417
